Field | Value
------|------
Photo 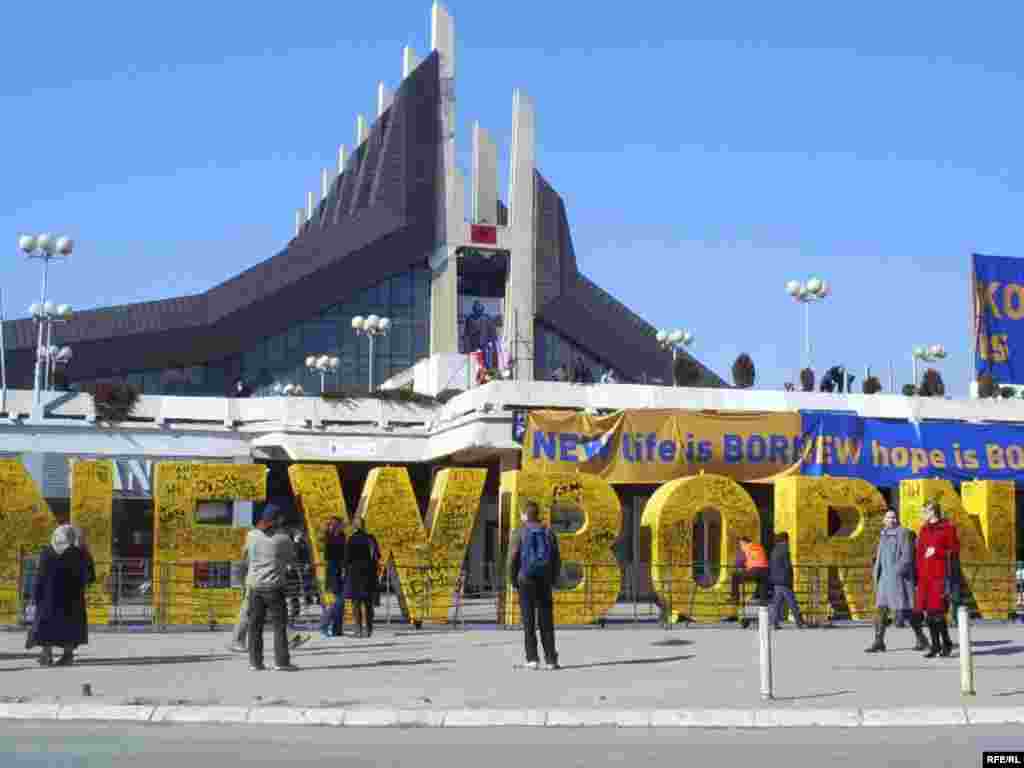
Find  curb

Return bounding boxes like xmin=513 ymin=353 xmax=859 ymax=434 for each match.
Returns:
xmin=2 ymin=704 xmax=1024 ymax=728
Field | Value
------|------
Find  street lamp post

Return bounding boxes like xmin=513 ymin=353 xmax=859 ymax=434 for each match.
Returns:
xmin=785 ymin=277 xmax=830 ymax=371
xmin=912 ymin=344 xmax=947 ymax=388
xmin=45 ymin=344 xmax=73 ymax=390
xmin=655 ymin=328 xmax=695 ymax=387
xmin=351 ymin=315 xmax=391 ymax=392
xmin=42 ymin=304 xmax=72 ymax=390
xmin=28 ymin=302 xmax=73 ymax=392
xmin=305 ymin=354 xmax=340 ymax=393
xmin=19 ymin=233 xmax=73 ymax=404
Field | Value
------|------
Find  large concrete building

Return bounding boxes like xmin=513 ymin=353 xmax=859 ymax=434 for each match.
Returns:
xmin=3 ymin=3 xmax=719 ymax=399
xmin=2 ymin=5 xmax=1019 ymax=628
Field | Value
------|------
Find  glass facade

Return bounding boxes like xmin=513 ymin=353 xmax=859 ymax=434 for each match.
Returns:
xmin=534 ymin=323 xmax=623 ymax=383
xmin=80 ymin=267 xmax=431 ymax=396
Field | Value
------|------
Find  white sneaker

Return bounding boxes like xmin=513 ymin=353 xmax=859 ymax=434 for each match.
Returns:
xmin=521 ymin=661 xmax=539 ymax=670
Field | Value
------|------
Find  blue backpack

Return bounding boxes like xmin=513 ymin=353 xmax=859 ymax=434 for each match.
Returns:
xmin=520 ymin=526 xmax=553 ymax=581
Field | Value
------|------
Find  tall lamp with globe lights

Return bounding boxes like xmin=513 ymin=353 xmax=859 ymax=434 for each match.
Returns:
xmin=655 ymin=329 xmax=695 ymax=387
xmin=39 ymin=303 xmax=72 ymax=391
xmin=274 ymin=382 xmax=305 ymax=396
xmin=912 ymin=344 xmax=947 ymax=389
xmin=351 ymin=315 xmax=391 ymax=392
xmin=306 ymin=354 xmax=340 ymax=393
xmin=785 ymin=277 xmax=830 ymax=371
xmin=18 ymin=233 xmax=74 ymax=404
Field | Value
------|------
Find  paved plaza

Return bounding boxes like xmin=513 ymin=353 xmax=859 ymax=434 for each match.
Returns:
xmin=0 ymin=621 xmax=1023 ymax=725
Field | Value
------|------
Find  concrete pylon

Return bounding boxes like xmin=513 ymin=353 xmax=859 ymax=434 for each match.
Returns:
xmin=356 ymin=114 xmax=369 ymax=145
xmin=506 ymin=89 xmax=537 ymax=381
xmin=338 ymin=145 xmax=348 ymax=175
xmin=378 ymin=83 xmax=394 ymax=117
xmin=428 ymin=1 xmax=463 ymax=359
xmin=431 ymin=3 xmax=455 ymax=79
xmin=402 ymin=46 xmax=420 ymax=79
xmin=472 ymin=122 xmax=498 ymax=225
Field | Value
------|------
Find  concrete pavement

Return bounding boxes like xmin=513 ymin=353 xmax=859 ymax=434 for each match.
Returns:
xmin=1 ymin=623 xmax=1023 ymax=727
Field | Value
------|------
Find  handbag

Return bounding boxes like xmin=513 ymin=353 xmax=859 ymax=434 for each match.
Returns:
xmin=944 ymin=553 xmax=963 ymax=605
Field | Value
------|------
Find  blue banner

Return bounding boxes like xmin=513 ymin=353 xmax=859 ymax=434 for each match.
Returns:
xmin=973 ymin=253 xmax=1024 ymax=384
xmin=801 ymin=411 xmax=1024 ymax=486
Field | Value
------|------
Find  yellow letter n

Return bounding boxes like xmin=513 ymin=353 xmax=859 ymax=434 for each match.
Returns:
xmin=900 ymin=478 xmax=1016 ymax=619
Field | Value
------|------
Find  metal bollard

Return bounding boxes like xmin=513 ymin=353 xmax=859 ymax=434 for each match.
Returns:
xmin=958 ymin=605 xmax=975 ymax=696
xmin=758 ymin=605 xmax=774 ymax=700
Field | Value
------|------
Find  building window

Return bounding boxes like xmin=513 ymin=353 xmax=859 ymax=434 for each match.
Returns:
xmin=534 ymin=324 xmax=617 ymax=384
xmin=94 ymin=266 xmax=431 ymax=396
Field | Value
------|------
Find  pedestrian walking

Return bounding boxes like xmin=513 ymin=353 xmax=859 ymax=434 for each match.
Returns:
xmin=731 ymin=537 xmax=770 ymax=606
xmin=508 ymin=501 xmax=562 ymax=670
xmin=319 ymin=517 xmax=347 ymax=638
xmin=916 ymin=500 xmax=960 ymax=659
xmin=26 ymin=524 xmax=92 ymax=667
xmin=344 ymin=516 xmax=379 ymax=638
xmin=244 ymin=505 xmax=299 ymax=671
xmin=768 ymin=533 xmax=804 ymax=629
xmin=865 ymin=508 xmax=929 ymax=653
xmin=286 ymin=528 xmax=304 ymax=620
xmin=229 ymin=517 xmax=309 ymax=654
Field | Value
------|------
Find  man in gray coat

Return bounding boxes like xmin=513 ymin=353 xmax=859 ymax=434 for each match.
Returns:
xmin=244 ymin=505 xmax=300 ymax=671
xmin=866 ymin=507 xmax=929 ymax=653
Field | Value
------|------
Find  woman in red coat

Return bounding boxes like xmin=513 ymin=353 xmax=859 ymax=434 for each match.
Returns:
xmin=915 ymin=500 xmax=960 ymax=658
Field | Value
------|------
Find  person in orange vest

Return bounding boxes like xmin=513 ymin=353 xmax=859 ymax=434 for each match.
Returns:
xmin=731 ymin=536 xmax=770 ymax=606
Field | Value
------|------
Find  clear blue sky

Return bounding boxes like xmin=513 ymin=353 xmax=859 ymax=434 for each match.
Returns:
xmin=2 ymin=1 xmax=1021 ymax=394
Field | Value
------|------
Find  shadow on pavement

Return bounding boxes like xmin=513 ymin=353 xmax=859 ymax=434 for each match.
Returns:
xmin=972 ymin=645 xmax=1024 ymax=657
xmin=66 ymin=654 xmax=230 ymax=667
xmin=650 ymin=638 xmax=693 ymax=647
xmin=294 ymin=643 xmax=413 ymax=655
xmin=771 ymin=690 xmax=854 ymax=702
xmin=301 ymin=657 xmax=454 ymax=671
xmin=971 ymin=640 xmax=1012 ymax=647
xmin=560 ymin=654 xmax=694 ymax=670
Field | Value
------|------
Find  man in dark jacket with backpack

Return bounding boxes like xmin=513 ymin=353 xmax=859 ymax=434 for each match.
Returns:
xmin=508 ymin=501 xmax=562 ymax=670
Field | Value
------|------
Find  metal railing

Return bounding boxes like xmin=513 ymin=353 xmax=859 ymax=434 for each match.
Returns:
xmin=6 ymin=556 xmax=1020 ymax=631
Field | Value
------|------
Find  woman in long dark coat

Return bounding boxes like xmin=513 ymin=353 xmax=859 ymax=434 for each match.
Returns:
xmin=26 ymin=525 xmax=90 ymax=667
xmin=866 ymin=508 xmax=929 ymax=653
xmin=344 ymin=516 xmax=379 ymax=638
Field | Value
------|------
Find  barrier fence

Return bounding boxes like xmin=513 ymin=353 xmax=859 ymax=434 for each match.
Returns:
xmin=6 ymin=556 xmax=1022 ymax=632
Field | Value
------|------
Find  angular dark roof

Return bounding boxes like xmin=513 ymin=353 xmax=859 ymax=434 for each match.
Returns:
xmin=0 ymin=50 xmax=722 ymax=390
xmin=2 ymin=53 xmax=442 ymax=386
xmin=532 ymin=173 xmax=722 ymax=386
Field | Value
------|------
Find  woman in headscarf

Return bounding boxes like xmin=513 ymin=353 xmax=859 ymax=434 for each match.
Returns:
xmin=26 ymin=524 xmax=90 ymax=667
xmin=344 ymin=516 xmax=380 ymax=638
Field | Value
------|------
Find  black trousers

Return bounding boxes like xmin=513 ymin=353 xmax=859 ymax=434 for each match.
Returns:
xmin=248 ymin=588 xmax=289 ymax=668
xmin=518 ymin=579 xmax=557 ymax=664
xmin=352 ymin=598 xmax=374 ymax=634
xmin=731 ymin=568 xmax=770 ymax=604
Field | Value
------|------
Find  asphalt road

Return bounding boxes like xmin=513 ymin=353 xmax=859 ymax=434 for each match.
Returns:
xmin=3 ymin=723 xmax=1024 ymax=767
